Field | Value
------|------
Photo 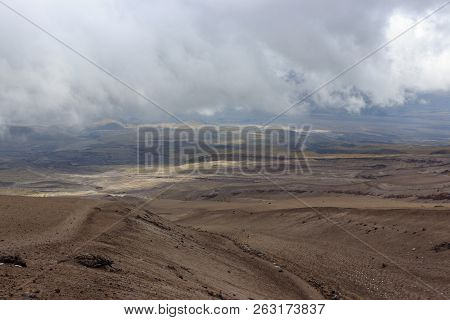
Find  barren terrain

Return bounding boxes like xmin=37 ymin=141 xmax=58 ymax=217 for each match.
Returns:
xmin=0 ymin=153 xmax=449 ymax=299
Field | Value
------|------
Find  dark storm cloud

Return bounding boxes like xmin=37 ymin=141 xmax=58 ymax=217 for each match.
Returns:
xmin=0 ymin=0 xmax=449 ymax=127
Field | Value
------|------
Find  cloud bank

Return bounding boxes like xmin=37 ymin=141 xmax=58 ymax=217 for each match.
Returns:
xmin=0 ymin=0 xmax=449 ymax=126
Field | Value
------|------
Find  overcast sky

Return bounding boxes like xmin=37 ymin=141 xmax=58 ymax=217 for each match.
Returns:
xmin=0 ymin=0 xmax=449 ymax=127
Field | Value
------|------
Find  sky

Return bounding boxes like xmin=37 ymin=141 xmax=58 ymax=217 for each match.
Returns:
xmin=0 ymin=0 xmax=449 ymax=127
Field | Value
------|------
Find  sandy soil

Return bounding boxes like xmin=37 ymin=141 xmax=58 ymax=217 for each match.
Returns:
xmin=0 ymin=190 xmax=448 ymax=299
xmin=151 ymin=197 xmax=449 ymax=299
xmin=0 ymin=154 xmax=449 ymax=300
xmin=0 ymin=195 xmax=321 ymax=299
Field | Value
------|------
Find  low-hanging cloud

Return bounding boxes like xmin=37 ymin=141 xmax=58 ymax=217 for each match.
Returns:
xmin=0 ymin=0 xmax=449 ymax=127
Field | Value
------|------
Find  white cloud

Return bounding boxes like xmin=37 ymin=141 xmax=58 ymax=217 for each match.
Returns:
xmin=0 ymin=0 xmax=449 ymax=127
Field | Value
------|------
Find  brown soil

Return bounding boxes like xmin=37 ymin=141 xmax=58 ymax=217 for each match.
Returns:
xmin=0 ymin=155 xmax=449 ymax=300
xmin=0 ymin=195 xmax=320 ymax=299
